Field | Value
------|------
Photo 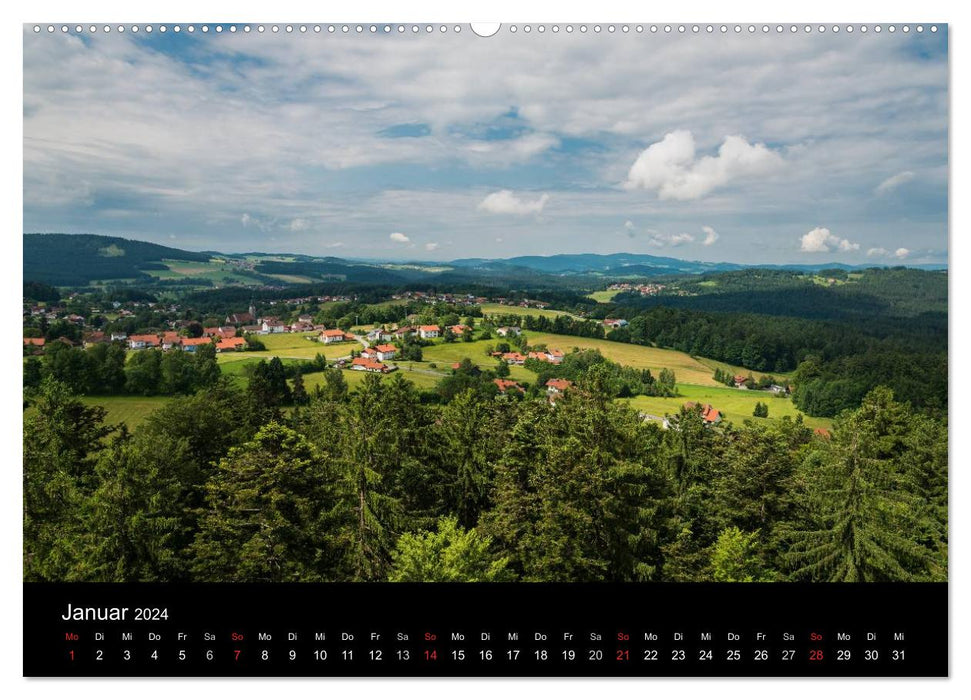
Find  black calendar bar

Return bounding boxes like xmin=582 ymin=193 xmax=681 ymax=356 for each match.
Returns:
xmin=24 ymin=582 xmax=947 ymax=677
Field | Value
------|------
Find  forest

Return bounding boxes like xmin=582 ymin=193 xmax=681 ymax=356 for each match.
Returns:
xmin=24 ymin=365 xmax=947 ymax=584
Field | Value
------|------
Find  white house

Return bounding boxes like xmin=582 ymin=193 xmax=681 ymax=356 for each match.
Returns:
xmin=374 ymin=344 xmax=397 ymax=361
xmin=496 ymin=326 xmax=522 ymax=337
xmin=418 ymin=325 xmax=441 ymax=339
xmin=261 ymin=317 xmax=286 ymax=334
xmin=320 ymin=329 xmax=348 ymax=344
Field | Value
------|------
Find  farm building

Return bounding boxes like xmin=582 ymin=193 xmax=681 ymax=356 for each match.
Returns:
xmin=603 ymin=318 xmax=629 ymax=329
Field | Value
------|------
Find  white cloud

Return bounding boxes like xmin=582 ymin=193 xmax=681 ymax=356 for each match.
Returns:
xmin=424 ymin=242 xmax=440 ymax=251
xmin=800 ymin=227 xmax=860 ymax=253
xmin=389 ymin=232 xmax=410 ymax=243
xmin=288 ymin=218 xmax=310 ymax=232
xmin=645 ymin=230 xmax=694 ymax=248
xmin=702 ymin=225 xmax=719 ymax=246
xmin=876 ymin=171 xmax=915 ymax=195
xmin=241 ymin=213 xmax=252 ymax=227
xmin=868 ymin=246 xmax=911 ymax=260
xmin=477 ymin=190 xmax=550 ymax=215
xmin=625 ymin=131 xmax=785 ymax=200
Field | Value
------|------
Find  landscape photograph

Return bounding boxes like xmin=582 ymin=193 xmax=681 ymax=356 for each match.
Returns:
xmin=23 ymin=25 xmax=947 ymax=584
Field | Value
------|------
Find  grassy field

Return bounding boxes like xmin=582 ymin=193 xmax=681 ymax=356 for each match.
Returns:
xmin=479 ymin=303 xmax=582 ymax=320
xmin=302 ymin=366 xmax=444 ymax=392
xmin=694 ymin=357 xmax=790 ymax=384
xmin=586 ymin=290 xmax=621 ymax=303
xmin=79 ymin=395 xmax=173 ymax=429
xmin=620 ymin=384 xmax=831 ymax=430
xmin=519 ymin=332 xmax=723 ymax=387
xmin=216 ymin=333 xmax=356 ymax=366
xmin=142 ymin=258 xmax=269 ymax=285
xmin=421 ymin=340 xmax=536 ymax=383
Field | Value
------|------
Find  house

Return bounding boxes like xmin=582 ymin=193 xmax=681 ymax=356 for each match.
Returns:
xmin=733 ymin=375 xmax=749 ymax=388
xmin=216 ymin=337 xmax=248 ymax=352
xmin=82 ymin=331 xmax=106 ymax=347
xmin=260 ymin=318 xmax=287 ymax=334
xmin=546 ymin=378 xmax=573 ymax=394
xmin=181 ymin=337 xmax=214 ymax=353
xmin=366 ymin=329 xmax=384 ymax=342
xmin=110 ymin=332 xmax=128 ymax=341
xmin=603 ymin=318 xmax=629 ymax=329
xmin=350 ymin=357 xmax=391 ymax=373
xmin=319 ymin=329 xmax=349 ymax=344
xmin=502 ymin=352 xmax=527 ymax=365
xmin=161 ymin=331 xmax=182 ymax=350
xmin=814 ymin=428 xmax=832 ymax=439
xmin=225 ymin=311 xmax=256 ymax=326
xmin=546 ymin=349 xmax=565 ymax=364
xmin=289 ymin=321 xmax=315 ymax=333
xmin=128 ymin=334 xmax=159 ymax=350
xmin=393 ymin=326 xmax=415 ymax=339
xmin=449 ymin=324 xmax=469 ymax=336
xmin=373 ymin=344 xmax=397 ymax=361
xmin=418 ymin=325 xmax=441 ymax=339
xmin=23 ymin=337 xmax=45 ymax=348
xmin=496 ymin=326 xmax=521 ymax=337
xmin=297 ymin=314 xmax=314 ymax=325
xmin=493 ymin=378 xmax=525 ymax=395
xmin=241 ymin=324 xmax=261 ymax=334
xmin=685 ymin=402 xmax=722 ymax=425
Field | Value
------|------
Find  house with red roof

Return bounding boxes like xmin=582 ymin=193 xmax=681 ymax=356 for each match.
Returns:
xmin=216 ymin=337 xmax=248 ymax=352
xmin=418 ymin=325 xmax=441 ymax=339
xmin=23 ymin=337 xmax=45 ymax=347
xmin=128 ymin=334 xmax=160 ymax=350
xmin=350 ymin=357 xmax=391 ymax=373
xmin=161 ymin=331 xmax=182 ymax=350
xmin=180 ymin=337 xmax=214 ymax=353
xmin=502 ymin=352 xmax=527 ymax=365
xmin=685 ymin=401 xmax=722 ymax=425
xmin=373 ymin=344 xmax=397 ymax=361
xmin=545 ymin=378 xmax=573 ymax=394
xmin=319 ymin=329 xmax=349 ymax=344
xmin=493 ymin=378 xmax=525 ymax=395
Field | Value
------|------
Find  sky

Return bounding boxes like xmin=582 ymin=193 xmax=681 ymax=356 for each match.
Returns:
xmin=22 ymin=24 xmax=948 ymax=264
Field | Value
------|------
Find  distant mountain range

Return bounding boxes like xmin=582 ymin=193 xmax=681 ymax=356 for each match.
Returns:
xmin=23 ymin=233 xmax=947 ymax=287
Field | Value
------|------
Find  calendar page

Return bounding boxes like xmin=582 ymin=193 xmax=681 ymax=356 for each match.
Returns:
xmin=21 ymin=20 xmax=948 ymax=678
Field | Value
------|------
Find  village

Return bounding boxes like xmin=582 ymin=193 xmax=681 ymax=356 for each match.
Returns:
xmin=23 ymin=287 xmax=822 ymax=430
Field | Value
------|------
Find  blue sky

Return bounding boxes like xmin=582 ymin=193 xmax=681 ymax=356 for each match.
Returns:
xmin=23 ymin=25 xmax=948 ymax=263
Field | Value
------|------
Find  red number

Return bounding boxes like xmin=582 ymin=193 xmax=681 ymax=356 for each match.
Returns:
xmin=424 ymin=649 xmax=437 ymax=661
xmin=234 ymin=649 xmax=241 ymax=661
xmin=616 ymin=649 xmax=629 ymax=661
xmin=810 ymin=649 xmax=824 ymax=661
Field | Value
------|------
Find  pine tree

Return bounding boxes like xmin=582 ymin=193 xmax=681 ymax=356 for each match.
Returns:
xmin=191 ymin=422 xmax=341 ymax=582
xmin=784 ymin=387 xmax=940 ymax=581
xmin=23 ymin=378 xmax=114 ymax=581
xmin=389 ymin=517 xmax=513 ymax=582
